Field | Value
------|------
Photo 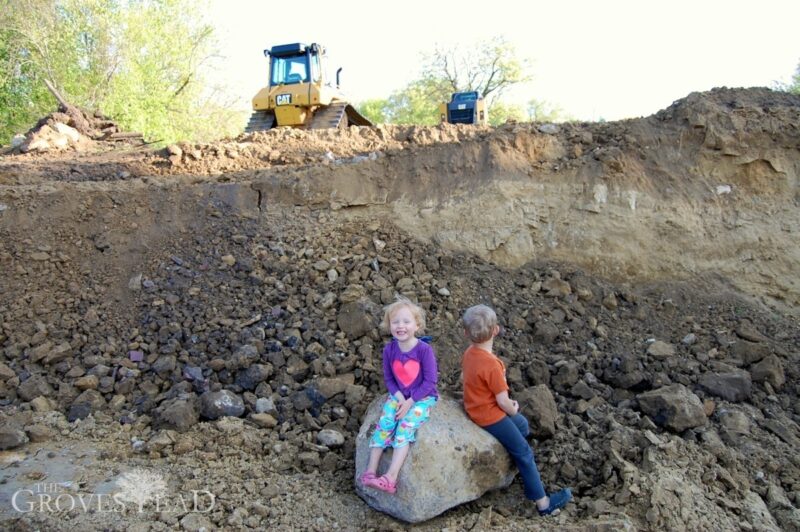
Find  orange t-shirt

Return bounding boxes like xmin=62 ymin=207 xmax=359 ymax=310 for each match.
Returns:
xmin=462 ymin=345 xmax=508 ymax=427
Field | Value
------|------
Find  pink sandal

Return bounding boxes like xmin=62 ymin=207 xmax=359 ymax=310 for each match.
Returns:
xmin=365 ymin=474 xmax=397 ymax=494
xmin=359 ymin=471 xmax=377 ymax=485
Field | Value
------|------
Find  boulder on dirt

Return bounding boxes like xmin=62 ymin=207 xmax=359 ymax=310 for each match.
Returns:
xmin=750 ymin=355 xmax=785 ymax=389
xmin=533 ymin=321 xmax=560 ymax=344
xmin=698 ymin=370 xmax=752 ymax=402
xmin=0 ymin=427 xmax=29 ymax=450
xmin=730 ymin=340 xmax=771 ymax=365
xmin=647 ymin=340 xmax=676 ymax=359
xmin=636 ymin=384 xmax=707 ymax=432
xmin=516 ymin=384 xmax=558 ymax=438
xmin=17 ymin=375 xmax=54 ymax=402
xmin=354 ymin=396 xmax=514 ymax=523
xmin=200 ymin=390 xmax=245 ymax=419
xmin=337 ymin=298 xmax=379 ymax=339
xmin=154 ymin=394 xmax=200 ymax=432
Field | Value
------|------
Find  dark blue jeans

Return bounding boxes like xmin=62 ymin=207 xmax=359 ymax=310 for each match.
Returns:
xmin=483 ymin=414 xmax=546 ymax=500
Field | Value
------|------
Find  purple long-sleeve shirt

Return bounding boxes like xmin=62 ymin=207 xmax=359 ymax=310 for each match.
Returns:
xmin=382 ymin=340 xmax=439 ymax=402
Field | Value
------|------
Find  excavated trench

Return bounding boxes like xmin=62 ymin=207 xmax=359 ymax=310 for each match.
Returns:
xmin=0 ymin=87 xmax=799 ymax=531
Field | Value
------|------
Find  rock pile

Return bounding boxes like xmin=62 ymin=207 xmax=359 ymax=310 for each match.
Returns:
xmin=0 ymin=87 xmax=799 ymax=530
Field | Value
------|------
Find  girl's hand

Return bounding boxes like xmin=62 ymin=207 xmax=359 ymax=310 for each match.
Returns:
xmin=511 ymin=400 xmax=520 ymax=415
xmin=395 ymin=398 xmax=415 ymax=420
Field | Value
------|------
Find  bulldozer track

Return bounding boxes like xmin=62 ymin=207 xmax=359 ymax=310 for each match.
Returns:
xmin=245 ymin=103 xmax=371 ymax=132
xmin=309 ymin=102 xmax=348 ymax=129
xmin=244 ymin=110 xmax=276 ymax=133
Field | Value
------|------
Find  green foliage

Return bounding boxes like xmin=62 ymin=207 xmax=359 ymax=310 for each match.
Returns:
xmin=0 ymin=0 xmax=242 ymax=145
xmin=383 ymin=77 xmax=451 ymax=125
xmin=789 ymin=60 xmax=800 ymax=94
xmin=527 ymin=99 xmax=572 ymax=123
xmin=487 ymin=101 xmax=525 ymax=126
xmin=357 ymin=98 xmax=389 ymax=124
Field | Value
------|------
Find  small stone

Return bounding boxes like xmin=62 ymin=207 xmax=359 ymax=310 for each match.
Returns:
xmin=221 ymin=254 xmax=236 ymax=266
xmin=437 ymin=287 xmax=451 ymax=297
xmin=255 ymin=397 xmax=277 ymax=414
xmin=180 ymin=513 xmax=213 ymax=532
xmin=327 ymin=268 xmax=339 ymax=282
xmin=0 ymin=362 xmax=15 ymax=380
xmin=200 ymin=390 xmax=245 ymax=419
xmin=25 ymin=424 xmax=53 ymax=443
xmin=647 ymin=341 xmax=676 ymax=359
xmin=128 ymin=274 xmax=143 ymax=291
xmin=317 ymin=429 xmax=345 ymax=448
xmin=30 ymin=396 xmax=52 ymax=412
xmin=74 ymin=375 xmax=99 ymax=391
xmin=251 ymin=413 xmax=278 ymax=428
xmin=0 ymin=428 xmax=29 ymax=450
xmin=602 ymin=293 xmax=618 ymax=310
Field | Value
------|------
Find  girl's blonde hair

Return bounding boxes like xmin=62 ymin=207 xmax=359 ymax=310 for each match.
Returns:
xmin=462 ymin=304 xmax=497 ymax=343
xmin=382 ymin=296 xmax=426 ymax=334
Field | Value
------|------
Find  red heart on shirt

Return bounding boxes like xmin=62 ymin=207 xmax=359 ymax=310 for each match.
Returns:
xmin=392 ymin=359 xmax=420 ymax=387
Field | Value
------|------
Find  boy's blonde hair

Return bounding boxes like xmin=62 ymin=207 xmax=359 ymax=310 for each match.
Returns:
xmin=382 ymin=296 xmax=426 ymax=334
xmin=462 ymin=304 xmax=497 ymax=343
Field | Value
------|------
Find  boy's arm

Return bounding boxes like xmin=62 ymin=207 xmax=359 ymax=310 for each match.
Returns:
xmin=411 ymin=345 xmax=438 ymax=401
xmin=495 ymin=391 xmax=519 ymax=416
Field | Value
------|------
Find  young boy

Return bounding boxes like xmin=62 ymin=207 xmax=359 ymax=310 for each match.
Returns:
xmin=461 ymin=304 xmax=572 ymax=516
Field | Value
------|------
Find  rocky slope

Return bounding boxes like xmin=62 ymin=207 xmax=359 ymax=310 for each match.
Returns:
xmin=0 ymin=87 xmax=798 ymax=531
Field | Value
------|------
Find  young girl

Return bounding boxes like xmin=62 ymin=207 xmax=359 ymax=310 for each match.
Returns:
xmin=359 ymin=296 xmax=439 ymax=494
xmin=461 ymin=304 xmax=572 ymax=516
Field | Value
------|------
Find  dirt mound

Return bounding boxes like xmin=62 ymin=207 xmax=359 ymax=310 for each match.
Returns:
xmin=0 ymin=87 xmax=799 ymax=530
xmin=7 ymin=106 xmax=144 ymax=156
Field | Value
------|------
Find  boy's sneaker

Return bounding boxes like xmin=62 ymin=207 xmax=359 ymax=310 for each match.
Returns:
xmin=538 ymin=488 xmax=572 ymax=516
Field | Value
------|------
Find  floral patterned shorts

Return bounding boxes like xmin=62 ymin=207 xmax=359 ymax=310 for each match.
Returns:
xmin=369 ymin=395 xmax=437 ymax=449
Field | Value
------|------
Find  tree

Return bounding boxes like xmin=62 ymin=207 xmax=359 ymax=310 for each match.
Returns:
xmin=423 ymin=36 xmax=531 ymax=105
xmin=0 ymin=0 xmax=243 ymax=145
xmin=358 ymin=98 xmax=389 ymax=125
xmin=383 ymin=77 xmax=451 ymax=125
xmin=526 ymin=99 xmax=572 ymax=123
xmin=487 ymin=101 xmax=526 ymax=126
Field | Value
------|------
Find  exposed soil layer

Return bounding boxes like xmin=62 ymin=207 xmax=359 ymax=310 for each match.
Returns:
xmin=0 ymin=87 xmax=799 ymax=531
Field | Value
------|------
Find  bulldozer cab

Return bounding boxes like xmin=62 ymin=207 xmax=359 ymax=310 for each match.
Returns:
xmin=268 ymin=43 xmax=319 ymax=86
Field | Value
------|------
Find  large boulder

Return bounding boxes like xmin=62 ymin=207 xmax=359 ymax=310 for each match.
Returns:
xmin=516 ymin=384 xmax=558 ymax=438
xmin=355 ymin=396 xmax=514 ymax=523
xmin=636 ymin=384 xmax=707 ymax=432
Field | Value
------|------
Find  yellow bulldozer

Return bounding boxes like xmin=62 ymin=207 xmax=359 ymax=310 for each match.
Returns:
xmin=245 ymin=42 xmax=372 ymax=132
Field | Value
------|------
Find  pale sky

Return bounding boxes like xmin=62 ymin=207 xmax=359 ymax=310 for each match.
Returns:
xmin=209 ymin=0 xmax=800 ymax=121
